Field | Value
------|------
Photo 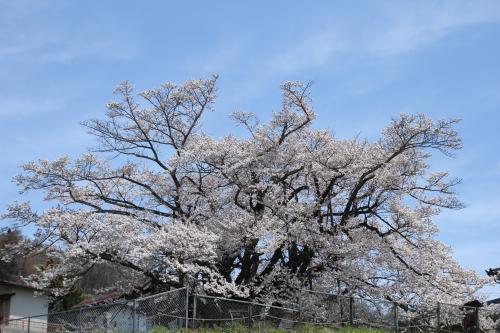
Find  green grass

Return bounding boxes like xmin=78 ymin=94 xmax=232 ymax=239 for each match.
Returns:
xmin=143 ymin=323 xmax=389 ymax=333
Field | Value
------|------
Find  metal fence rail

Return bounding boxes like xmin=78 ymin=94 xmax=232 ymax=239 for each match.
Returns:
xmin=1 ymin=287 xmax=499 ymax=333
xmin=192 ymin=294 xmax=298 ymax=330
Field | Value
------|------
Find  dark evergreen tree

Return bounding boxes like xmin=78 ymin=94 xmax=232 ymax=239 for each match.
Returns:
xmin=0 ymin=229 xmax=25 ymax=281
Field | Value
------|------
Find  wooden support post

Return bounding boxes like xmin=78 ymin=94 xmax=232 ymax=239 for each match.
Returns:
xmin=192 ymin=295 xmax=197 ymax=329
xmin=475 ymin=308 xmax=480 ymax=333
xmin=436 ymin=302 xmax=441 ymax=332
xmin=349 ymin=297 xmax=354 ymax=326
xmin=394 ymin=302 xmax=399 ymax=333
xmin=298 ymin=289 xmax=302 ymax=324
xmin=132 ymin=299 xmax=137 ymax=333
xmin=248 ymin=303 xmax=253 ymax=328
xmin=185 ymin=287 xmax=189 ymax=329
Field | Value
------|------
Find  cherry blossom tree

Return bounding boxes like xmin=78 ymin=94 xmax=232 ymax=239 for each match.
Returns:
xmin=1 ymin=76 xmax=484 ymax=306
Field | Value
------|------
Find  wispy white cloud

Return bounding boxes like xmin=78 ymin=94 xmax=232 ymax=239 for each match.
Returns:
xmin=359 ymin=2 xmax=500 ymax=56
xmin=186 ymin=0 xmax=500 ymax=110
xmin=271 ymin=1 xmax=500 ymax=73
xmin=196 ymin=1 xmax=500 ymax=80
xmin=437 ymin=195 xmax=500 ymax=230
xmin=454 ymin=241 xmax=498 ymax=265
xmin=0 ymin=95 xmax=69 ymax=117
xmin=0 ymin=1 xmax=138 ymax=63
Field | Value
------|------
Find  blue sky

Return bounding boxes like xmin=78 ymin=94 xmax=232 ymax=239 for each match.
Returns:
xmin=1 ymin=1 xmax=500 ymax=297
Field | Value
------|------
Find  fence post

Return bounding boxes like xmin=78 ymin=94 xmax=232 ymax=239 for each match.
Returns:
xmin=339 ymin=295 xmax=344 ymax=323
xmin=79 ymin=307 xmax=82 ymax=333
xmin=349 ymin=297 xmax=354 ymax=326
xmin=132 ymin=299 xmax=137 ymax=333
xmin=27 ymin=317 xmax=30 ymax=333
xmin=298 ymin=289 xmax=302 ymax=324
xmin=394 ymin=302 xmax=399 ymax=333
xmin=192 ymin=294 xmax=197 ymax=329
xmin=475 ymin=308 xmax=480 ymax=333
xmin=248 ymin=303 xmax=253 ymax=328
xmin=185 ymin=286 xmax=189 ymax=329
xmin=436 ymin=302 xmax=441 ymax=332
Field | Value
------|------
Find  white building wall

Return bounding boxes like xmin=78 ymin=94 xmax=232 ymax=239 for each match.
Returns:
xmin=0 ymin=287 xmax=49 ymax=333
xmin=9 ymin=288 xmax=49 ymax=320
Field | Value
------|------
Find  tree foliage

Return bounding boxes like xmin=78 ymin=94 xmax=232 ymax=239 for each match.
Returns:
xmin=1 ymin=77 xmax=484 ymax=305
xmin=0 ymin=229 xmax=40 ymax=282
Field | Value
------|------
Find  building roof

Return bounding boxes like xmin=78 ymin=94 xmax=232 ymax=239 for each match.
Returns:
xmin=464 ymin=300 xmax=483 ymax=308
xmin=0 ymin=279 xmax=42 ymax=291
xmin=72 ymin=291 xmax=126 ymax=308
xmin=486 ymin=297 xmax=500 ymax=305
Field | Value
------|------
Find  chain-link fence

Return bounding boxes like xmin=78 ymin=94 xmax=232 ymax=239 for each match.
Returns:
xmin=135 ymin=287 xmax=188 ymax=330
xmin=299 ymin=289 xmax=399 ymax=329
xmin=437 ymin=302 xmax=500 ymax=333
xmin=0 ymin=288 xmax=188 ymax=333
xmin=191 ymin=294 xmax=298 ymax=330
xmin=297 ymin=289 xmax=500 ymax=333
xmin=1 ymin=287 xmax=499 ymax=333
xmin=299 ymin=289 xmax=352 ymax=327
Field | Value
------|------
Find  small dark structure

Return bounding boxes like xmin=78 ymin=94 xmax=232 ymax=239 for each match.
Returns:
xmin=486 ymin=267 xmax=500 ymax=283
xmin=462 ymin=300 xmax=482 ymax=332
